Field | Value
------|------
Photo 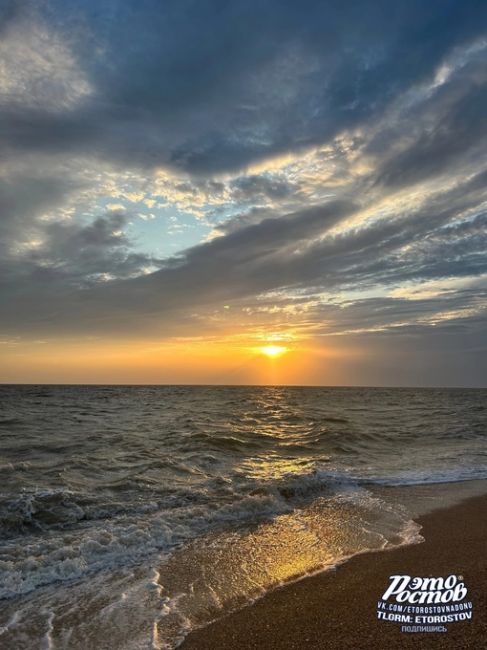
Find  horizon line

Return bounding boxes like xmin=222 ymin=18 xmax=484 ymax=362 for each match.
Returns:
xmin=0 ymin=382 xmax=485 ymax=390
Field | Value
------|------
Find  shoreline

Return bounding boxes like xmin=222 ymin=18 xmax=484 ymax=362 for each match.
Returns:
xmin=181 ymin=492 xmax=487 ymax=649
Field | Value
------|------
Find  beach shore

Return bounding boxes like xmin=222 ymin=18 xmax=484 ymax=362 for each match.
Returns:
xmin=181 ymin=493 xmax=487 ymax=650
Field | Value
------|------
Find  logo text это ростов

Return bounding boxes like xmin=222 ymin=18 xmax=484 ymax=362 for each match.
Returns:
xmin=381 ymin=575 xmax=467 ymax=604
xmin=377 ymin=574 xmax=473 ymax=633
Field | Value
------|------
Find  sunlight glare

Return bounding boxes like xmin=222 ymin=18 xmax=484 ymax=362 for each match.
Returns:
xmin=260 ymin=345 xmax=288 ymax=358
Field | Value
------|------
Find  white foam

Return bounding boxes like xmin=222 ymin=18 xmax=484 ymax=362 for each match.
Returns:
xmin=40 ymin=611 xmax=55 ymax=650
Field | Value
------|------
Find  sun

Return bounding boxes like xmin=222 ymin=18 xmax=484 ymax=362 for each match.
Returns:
xmin=260 ymin=345 xmax=288 ymax=358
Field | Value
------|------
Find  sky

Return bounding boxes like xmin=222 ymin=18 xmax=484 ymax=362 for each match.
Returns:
xmin=1 ymin=0 xmax=487 ymax=386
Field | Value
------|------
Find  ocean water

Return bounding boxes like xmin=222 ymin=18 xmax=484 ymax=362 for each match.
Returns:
xmin=0 ymin=385 xmax=486 ymax=649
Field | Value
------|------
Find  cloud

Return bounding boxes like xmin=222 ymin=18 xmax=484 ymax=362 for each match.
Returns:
xmin=2 ymin=172 xmax=486 ymax=339
xmin=1 ymin=1 xmax=486 ymax=174
xmin=373 ymin=50 xmax=487 ymax=188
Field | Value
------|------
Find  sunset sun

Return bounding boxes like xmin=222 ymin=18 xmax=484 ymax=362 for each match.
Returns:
xmin=260 ymin=345 xmax=288 ymax=358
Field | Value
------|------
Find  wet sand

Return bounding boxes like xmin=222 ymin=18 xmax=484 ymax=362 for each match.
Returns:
xmin=181 ymin=493 xmax=487 ymax=649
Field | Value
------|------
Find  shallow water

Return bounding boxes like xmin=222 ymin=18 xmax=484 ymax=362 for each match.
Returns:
xmin=0 ymin=385 xmax=486 ymax=648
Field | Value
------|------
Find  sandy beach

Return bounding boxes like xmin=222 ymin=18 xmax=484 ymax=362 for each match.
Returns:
xmin=181 ymin=493 xmax=487 ymax=650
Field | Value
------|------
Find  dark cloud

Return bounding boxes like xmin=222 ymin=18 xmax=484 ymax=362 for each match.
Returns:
xmin=0 ymin=173 xmax=84 ymax=279
xmin=0 ymin=0 xmax=21 ymax=34
xmin=230 ymin=175 xmax=295 ymax=201
xmin=0 ymin=209 xmax=162 ymax=321
xmin=2 ymin=0 xmax=487 ymax=174
xmin=374 ymin=56 xmax=487 ymax=188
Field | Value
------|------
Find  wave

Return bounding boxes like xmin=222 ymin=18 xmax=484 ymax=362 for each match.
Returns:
xmin=2 ymin=460 xmax=487 ymax=541
xmin=0 ymin=467 xmax=421 ymax=602
xmin=0 ymin=469 xmax=373 ymax=599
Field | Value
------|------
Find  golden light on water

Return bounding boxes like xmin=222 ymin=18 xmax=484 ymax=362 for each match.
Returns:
xmin=259 ymin=345 xmax=288 ymax=358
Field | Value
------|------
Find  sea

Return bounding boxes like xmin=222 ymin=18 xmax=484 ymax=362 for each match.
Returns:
xmin=0 ymin=385 xmax=486 ymax=649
